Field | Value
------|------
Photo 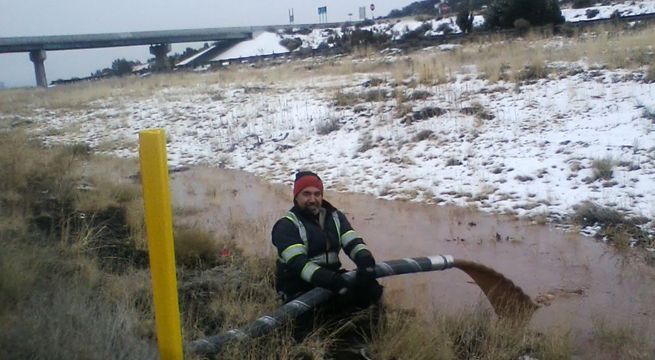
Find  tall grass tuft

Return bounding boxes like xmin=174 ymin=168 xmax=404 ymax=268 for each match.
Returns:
xmin=0 ymin=131 xmax=82 ymax=230
xmin=592 ymin=156 xmax=615 ymax=180
xmin=647 ymin=63 xmax=655 ymax=83
xmin=0 ymin=238 xmax=157 ymax=359
xmin=588 ymin=318 xmax=654 ymax=359
xmin=370 ymin=308 xmax=572 ymax=360
xmin=174 ymin=225 xmax=243 ymax=269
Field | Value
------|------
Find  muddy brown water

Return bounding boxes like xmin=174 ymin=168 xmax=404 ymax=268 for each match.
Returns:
xmin=170 ymin=166 xmax=655 ymax=344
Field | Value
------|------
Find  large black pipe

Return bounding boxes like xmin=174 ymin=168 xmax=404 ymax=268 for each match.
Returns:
xmin=190 ymin=255 xmax=455 ymax=356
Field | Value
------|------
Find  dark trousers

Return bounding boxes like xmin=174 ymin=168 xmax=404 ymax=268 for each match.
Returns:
xmin=291 ymin=279 xmax=384 ymax=343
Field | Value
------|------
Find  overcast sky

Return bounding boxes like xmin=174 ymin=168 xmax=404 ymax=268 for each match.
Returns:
xmin=0 ymin=0 xmax=416 ymax=88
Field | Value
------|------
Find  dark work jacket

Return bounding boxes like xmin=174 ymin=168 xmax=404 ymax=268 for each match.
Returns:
xmin=271 ymin=200 xmax=373 ymax=300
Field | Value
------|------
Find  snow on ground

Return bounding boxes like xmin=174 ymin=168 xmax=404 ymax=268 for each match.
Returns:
xmin=177 ymin=46 xmax=216 ymax=67
xmin=292 ymin=0 xmax=655 ymax=46
xmin=211 ymin=32 xmax=289 ymax=61
xmin=192 ymin=1 xmax=655 ymax=60
xmin=6 ymin=0 xmax=655 ymax=237
xmin=280 ymin=28 xmax=345 ymax=50
xmin=563 ymin=0 xmax=655 ymax=22
xmin=27 ymin=60 xmax=655 ymax=228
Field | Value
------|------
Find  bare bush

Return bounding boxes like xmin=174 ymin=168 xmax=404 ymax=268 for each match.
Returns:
xmin=460 ymin=102 xmax=494 ymax=122
xmin=407 ymin=89 xmax=432 ymax=100
xmin=591 ymin=156 xmax=614 ymax=180
xmin=413 ymin=129 xmax=434 ymax=142
xmin=357 ymin=133 xmax=375 ymax=153
xmin=174 ymin=226 xmax=223 ymax=269
xmin=515 ymin=60 xmax=549 ymax=82
xmin=571 ymin=201 xmax=627 ymax=228
xmin=446 ymin=157 xmax=462 ymax=166
xmin=362 ymin=89 xmax=387 ymax=102
xmin=513 ymin=18 xmax=531 ymax=32
xmin=643 ymin=106 xmax=655 ymax=122
xmin=647 ymin=63 xmax=655 ymax=83
xmin=334 ymin=89 xmax=358 ymax=107
xmin=586 ymin=9 xmax=600 ymax=18
xmin=316 ymin=117 xmax=341 ymax=135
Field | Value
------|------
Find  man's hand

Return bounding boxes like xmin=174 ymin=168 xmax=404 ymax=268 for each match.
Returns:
xmin=330 ymin=273 xmax=352 ymax=295
xmin=355 ymin=266 xmax=376 ymax=285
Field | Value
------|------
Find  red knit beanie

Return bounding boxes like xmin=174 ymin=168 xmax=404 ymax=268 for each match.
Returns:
xmin=293 ymin=171 xmax=323 ymax=198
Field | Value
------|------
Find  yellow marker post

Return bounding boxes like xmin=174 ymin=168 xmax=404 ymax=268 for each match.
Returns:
xmin=138 ymin=129 xmax=183 ymax=360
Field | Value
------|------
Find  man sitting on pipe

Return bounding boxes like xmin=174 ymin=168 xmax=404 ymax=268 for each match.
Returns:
xmin=272 ymin=171 xmax=383 ymax=341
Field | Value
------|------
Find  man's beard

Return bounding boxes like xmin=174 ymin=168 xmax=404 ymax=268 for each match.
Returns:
xmin=299 ymin=203 xmax=320 ymax=217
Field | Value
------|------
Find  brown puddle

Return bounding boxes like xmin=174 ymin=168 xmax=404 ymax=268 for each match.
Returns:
xmin=170 ymin=166 xmax=655 ymax=344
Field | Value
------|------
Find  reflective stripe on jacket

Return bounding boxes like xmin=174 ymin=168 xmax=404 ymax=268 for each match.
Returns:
xmin=272 ymin=200 xmax=371 ymax=293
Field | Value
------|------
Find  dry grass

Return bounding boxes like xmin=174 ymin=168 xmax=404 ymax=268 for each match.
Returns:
xmin=2 ymin=127 xmax=653 ymax=358
xmin=3 ymin=22 xmax=655 ymax=352
xmin=357 ymin=133 xmax=375 ymax=153
xmin=173 ymin=225 xmax=245 ymax=269
xmin=370 ymin=308 xmax=572 ymax=360
xmin=371 ymin=309 xmax=453 ymax=359
xmin=0 ymin=238 xmax=157 ymax=359
xmin=3 ymin=27 xmax=653 ymax=119
xmin=397 ymin=26 xmax=655 ymax=86
xmin=316 ymin=116 xmax=341 ymax=135
xmin=587 ymin=318 xmax=654 ymax=359
xmin=416 ymin=54 xmax=451 ymax=85
xmin=591 ymin=156 xmax=615 ymax=181
xmin=571 ymin=201 xmax=651 ymax=249
xmin=0 ymin=131 xmax=82 ymax=223
xmin=0 ymin=65 xmax=305 ymax=116
xmin=74 ymin=178 xmax=141 ymax=212
xmin=647 ymin=63 xmax=655 ymax=83
xmin=572 ymin=201 xmax=629 ymax=228
xmin=605 ymin=226 xmax=633 ymax=253
xmin=334 ymin=89 xmax=358 ymax=107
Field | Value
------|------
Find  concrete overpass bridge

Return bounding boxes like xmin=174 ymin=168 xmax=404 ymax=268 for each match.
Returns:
xmin=0 ymin=27 xmax=255 ymax=87
xmin=0 ymin=21 xmax=362 ymax=87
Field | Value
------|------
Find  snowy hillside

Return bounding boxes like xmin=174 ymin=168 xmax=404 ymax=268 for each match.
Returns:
xmin=4 ymin=1 xmax=654 ymax=245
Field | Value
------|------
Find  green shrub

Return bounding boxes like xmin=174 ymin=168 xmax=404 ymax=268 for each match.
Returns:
xmin=111 ymin=58 xmax=137 ymax=76
xmin=456 ymin=8 xmax=474 ymax=33
xmin=485 ymin=0 xmax=564 ymax=29
xmin=572 ymin=202 xmax=626 ymax=228
xmin=513 ymin=18 xmax=531 ymax=32
xmin=571 ymin=201 xmax=651 ymax=248
xmin=279 ymin=37 xmax=302 ymax=51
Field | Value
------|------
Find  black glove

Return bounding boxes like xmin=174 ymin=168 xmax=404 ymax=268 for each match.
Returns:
xmin=330 ymin=272 xmax=352 ymax=295
xmin=354 ymin=250 xmax=377 ymax=285
xmin=354 ymin=249 xmax=375 ymax=268
xmin=355 ymin=266 xmax=377 ymax=285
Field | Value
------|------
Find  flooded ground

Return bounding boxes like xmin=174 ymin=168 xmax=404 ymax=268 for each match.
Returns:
xmin=170 ymin=166 xmax=655 ymax=345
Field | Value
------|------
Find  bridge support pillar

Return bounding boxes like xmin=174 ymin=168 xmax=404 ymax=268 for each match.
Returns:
xmin=149 ymin=43 xmax=171 ymax=71
xmin=29 ymin=50 xmax=48 ymax=87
